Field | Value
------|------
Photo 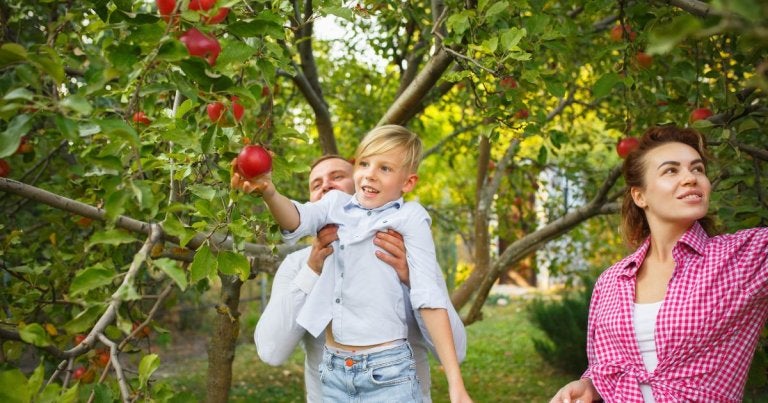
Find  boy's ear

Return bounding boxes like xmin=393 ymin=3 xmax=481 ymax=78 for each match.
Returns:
xmin=401 ymin=174 xmax=418 ymax=193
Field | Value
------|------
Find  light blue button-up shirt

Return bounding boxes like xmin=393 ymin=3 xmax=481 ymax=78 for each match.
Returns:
xmin=286 ymin=189 xmax=451 ymax=346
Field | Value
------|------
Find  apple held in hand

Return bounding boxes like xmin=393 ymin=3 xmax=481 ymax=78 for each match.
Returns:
xmin=237 ymin=145 xmax=273 ymax=179
xmin=180 ymin=28 xmax=221 ymax=66
xmin=616 ymin=137 xmax=640 ymax=159
xmin=689 ymin=107 xmax=713 ymax=123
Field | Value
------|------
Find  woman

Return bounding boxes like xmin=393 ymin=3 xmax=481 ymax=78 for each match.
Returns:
xmin=551 ymin=125 xmax=768 ymax=402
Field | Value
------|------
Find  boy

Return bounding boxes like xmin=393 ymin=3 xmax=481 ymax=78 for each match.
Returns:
xmin=238 ymin=125 xmax=471 ymax=402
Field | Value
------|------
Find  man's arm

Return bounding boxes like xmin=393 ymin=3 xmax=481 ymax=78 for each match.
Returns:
xmin=254 ymin=249 xmax=317 ymax=365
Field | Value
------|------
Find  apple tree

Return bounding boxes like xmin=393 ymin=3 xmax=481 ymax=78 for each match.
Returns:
xmin=1 ymin=0 xmax=767 ymax=401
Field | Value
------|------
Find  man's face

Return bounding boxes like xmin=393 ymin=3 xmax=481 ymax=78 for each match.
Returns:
xmin=308 ymin=158 xmax=355 ymax=202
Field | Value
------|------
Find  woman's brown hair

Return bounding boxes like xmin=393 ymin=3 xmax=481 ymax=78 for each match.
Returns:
xmin=620 ymin=125 xmax=717 ymax=247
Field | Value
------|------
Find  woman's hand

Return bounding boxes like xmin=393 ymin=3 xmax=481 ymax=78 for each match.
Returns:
xmin=550 ymin=378 xmax=599 ymax=403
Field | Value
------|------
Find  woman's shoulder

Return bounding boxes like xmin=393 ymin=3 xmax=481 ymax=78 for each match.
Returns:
xmin=709 ymin=226 xmax=768 ymax=245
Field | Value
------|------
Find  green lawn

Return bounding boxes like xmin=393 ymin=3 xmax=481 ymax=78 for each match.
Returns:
xmin=159 ymin=300 xmax=573 ymax=402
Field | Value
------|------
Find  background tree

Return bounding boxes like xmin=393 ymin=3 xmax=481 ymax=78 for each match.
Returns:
xmin=0 ymin=0 xmax=766 ymax=401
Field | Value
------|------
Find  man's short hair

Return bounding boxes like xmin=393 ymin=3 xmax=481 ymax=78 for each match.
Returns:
xmin=309 ymin=154 xmax=352 ymax=171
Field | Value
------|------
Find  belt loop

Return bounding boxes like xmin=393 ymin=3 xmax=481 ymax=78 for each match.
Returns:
xmin=362 ymin=354 xmax=368 ymax=371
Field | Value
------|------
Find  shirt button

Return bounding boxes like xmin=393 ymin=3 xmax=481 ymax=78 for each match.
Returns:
xmin=335 ymin=298 xmax=341 ymax=303
xmin=367 ymin=211 xmax=372 ymax=216
xmin=340 ymin=245 xmax=345 ymax=250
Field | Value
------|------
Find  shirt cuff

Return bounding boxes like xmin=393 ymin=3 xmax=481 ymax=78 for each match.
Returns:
xmin=294 ymin=262 xmax=320 ymax=294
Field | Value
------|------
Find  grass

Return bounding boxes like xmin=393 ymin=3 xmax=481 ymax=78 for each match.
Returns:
xmin=158 ymin=300 xmax=573 ymax=402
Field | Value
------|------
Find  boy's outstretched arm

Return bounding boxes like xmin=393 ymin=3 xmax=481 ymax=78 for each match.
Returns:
xmin=420 ymin=308 xmax=473 ymax=403
xmin=230 ymin=159 xmax=300 ymax=232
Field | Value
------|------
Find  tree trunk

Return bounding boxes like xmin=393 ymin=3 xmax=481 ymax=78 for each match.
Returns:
xmin=205 ymin=274 xmax=243 ymax=403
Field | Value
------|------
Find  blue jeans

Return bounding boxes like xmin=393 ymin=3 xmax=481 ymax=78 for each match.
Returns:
xmin=319 ymin=342 xmax=422 ymax=403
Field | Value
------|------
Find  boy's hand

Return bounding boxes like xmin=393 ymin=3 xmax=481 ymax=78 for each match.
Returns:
xmin=230 ymin=158 xmax=274 ymax=197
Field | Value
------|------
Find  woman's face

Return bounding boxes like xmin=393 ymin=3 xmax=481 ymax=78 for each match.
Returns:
xmin=631 ymin=142 xmax=711 ymax=229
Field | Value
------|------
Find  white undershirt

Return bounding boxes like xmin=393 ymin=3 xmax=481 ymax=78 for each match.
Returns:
xmin=633 ymin=300 xmax=663 ymax=403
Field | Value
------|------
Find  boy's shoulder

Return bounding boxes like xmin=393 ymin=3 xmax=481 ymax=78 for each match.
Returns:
xmin=399 ymin=199 xmax=428 ymax=216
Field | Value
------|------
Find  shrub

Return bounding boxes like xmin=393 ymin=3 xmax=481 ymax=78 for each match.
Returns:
xmin=526 ymin=277 xmax=593 ymax=377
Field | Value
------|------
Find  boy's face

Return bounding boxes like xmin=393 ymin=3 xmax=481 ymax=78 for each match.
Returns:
xmin=353 ymin=146 xmax=417 ymax=209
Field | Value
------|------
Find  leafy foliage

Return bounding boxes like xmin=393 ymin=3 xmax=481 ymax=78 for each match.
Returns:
xmin=527 ymin=278 xmax=592 ymax=377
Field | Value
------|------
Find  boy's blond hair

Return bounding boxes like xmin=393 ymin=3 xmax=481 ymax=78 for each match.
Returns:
xmin=355 ymin=125 xmax=422 ymax=173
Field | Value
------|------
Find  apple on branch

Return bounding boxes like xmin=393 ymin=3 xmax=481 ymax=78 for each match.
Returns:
xmin=689 ymin=107 xmax=713 ymax=123
xmin=616 ymin=137 xmax=640 ymax=159
xmin=180 ymin=28 xmax=221 ymax=66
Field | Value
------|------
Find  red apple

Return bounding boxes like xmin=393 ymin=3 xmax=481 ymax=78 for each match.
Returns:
xmin=15 ymin=136 xmax=33 ymax=154
xmin=231 ymin=96 xmax=244 ymax=122
xmin=188 ymin=0 xmax=216 ymax=11
xmin=610 ymin=24 xmax=636 ymax=42
xmin=636 ymin=52 xmax=653 ymax=69
xmin=0 ymin=159 xmax=10 ymax=177
xmin=94 ymin=349 xmax=110 ymax=367
xmin=156 ymin=0 xmax=177 ymax=21
xmin=616 ymin=137 xmax=640 ymax=159
xmin=74 ymin=334 xmax=87 ymax=345
xmin=236 ymin=145 xmax=273 ymax=179
xmin=514 ymin=109 xmax=529 ymax=119
xmin=73 ymin=367 xmax=95 ymax=384
xmin=499 ymin=76 xmax=518 ymax=90
xmin=132 ymin=322 xmax=151 ymax=338
xmin=203 ymin=7 xmax=229 ymax=24
xmin=689 ymin=107 xmax=713 ymax=123
xmin=180 ymin=28 xmax=221 ymax=66
xmin=132 ymin=111 xmax=151 ymax=125
xmin=207 ymin=102 xmax=226 ymax=123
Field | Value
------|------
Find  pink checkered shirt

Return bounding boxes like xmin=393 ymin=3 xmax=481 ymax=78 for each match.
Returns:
xmin=583 ymin=221 xmax=768 ymax=402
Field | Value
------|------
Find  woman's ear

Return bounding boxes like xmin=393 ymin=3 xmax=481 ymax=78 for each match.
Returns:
xmin=630 ymin=186 xmax=647 ymax=209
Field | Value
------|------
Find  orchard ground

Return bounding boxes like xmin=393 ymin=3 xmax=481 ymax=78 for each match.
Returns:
xmin=146 ymin=284 xmax=572 ymax=402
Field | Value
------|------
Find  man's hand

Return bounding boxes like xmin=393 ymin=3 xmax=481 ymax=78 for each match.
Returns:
xmin=307 ymin=224 xmax=339 ymax=274
xmin=374 ymin=229 xmax=409 ymax=287
xmin=230 ymin=158 xmax=274 ymax=197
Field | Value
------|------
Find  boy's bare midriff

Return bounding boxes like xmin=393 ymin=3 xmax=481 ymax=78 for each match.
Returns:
xmin=324 ymin=324 xmax=398 ymax=351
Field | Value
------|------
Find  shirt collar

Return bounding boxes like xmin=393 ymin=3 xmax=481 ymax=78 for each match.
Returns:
xmin=618 ymin=221 xmax=709 ymax=277
xmin=343 ymin=194 xmax=404 ymax=212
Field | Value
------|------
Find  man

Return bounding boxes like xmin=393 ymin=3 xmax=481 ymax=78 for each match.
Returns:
xmin=250 ymin=155 xmax=466 ymax=402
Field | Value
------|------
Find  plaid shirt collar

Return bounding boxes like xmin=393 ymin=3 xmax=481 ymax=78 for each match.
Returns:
xmin=618 ymin=221 xmax=709 ymax=278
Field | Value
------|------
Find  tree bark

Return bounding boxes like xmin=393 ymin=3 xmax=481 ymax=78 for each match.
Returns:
xmin=205 ymin=274 xmax=243 ymax=403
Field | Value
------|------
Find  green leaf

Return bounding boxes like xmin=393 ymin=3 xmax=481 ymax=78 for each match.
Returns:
xmin=545 ymin=80 xmax=566 ymax=98
xmin=0 ymin=369 xmax=30 ymax=403
xmin=3 ymin=88 xmax=35 ymax=102
xmin=188 ymin=184 xmax=217 ymax=201
xmin=63 ymin=304 xmax=107 ymax=335
xmin=59 ymin=94 xmax=93 ymax=115
xmin=70 ymin=264 xmax=116 ymax=296
xmin=190 ymin=245 xmax=217 ymax=284
xmin=87 ymin=229 xmax=138 ymax=249
xmin=28 ymin=46 xmax=65 ymax=83
xmin=153 ymin=258 xmax=187 ymax=291
xmin=138 ymin=354 xmax=160 ymax=389
xmin=485 ymin=1 xmax=509 ymax=19
xmin=28 ymin=362 xmax=45 ymax=397
xmin=19 ymin=323 xmax=53 ymax=347
xmin=97 ymin=119 xmax=139 ymax=149
xmin=217 ymin=251 xmax=251 ymax=281
xmin=647 ymin=15 xmax=702 ymax=55
xmin=217 ymin=41 xmax=256 ymax=67
xmin=0 ymin=43 xmax=28 ymax=67
xmin=592 ymin=73 xmax=622 ymax=99
xmin=57 ymin=384 xmax=79 ymax=403
xmin=446 ymin=11 xmax=472 ymax=36
xmin=104 ymin=189 xmax=130 ymax=223
xmin=0 ymin=114 xmax=33 ymax=158
xmin=500 ymin=27 xmax=526 ymax=51
xmin=162 ymin=214 xmax=196 ymax=247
